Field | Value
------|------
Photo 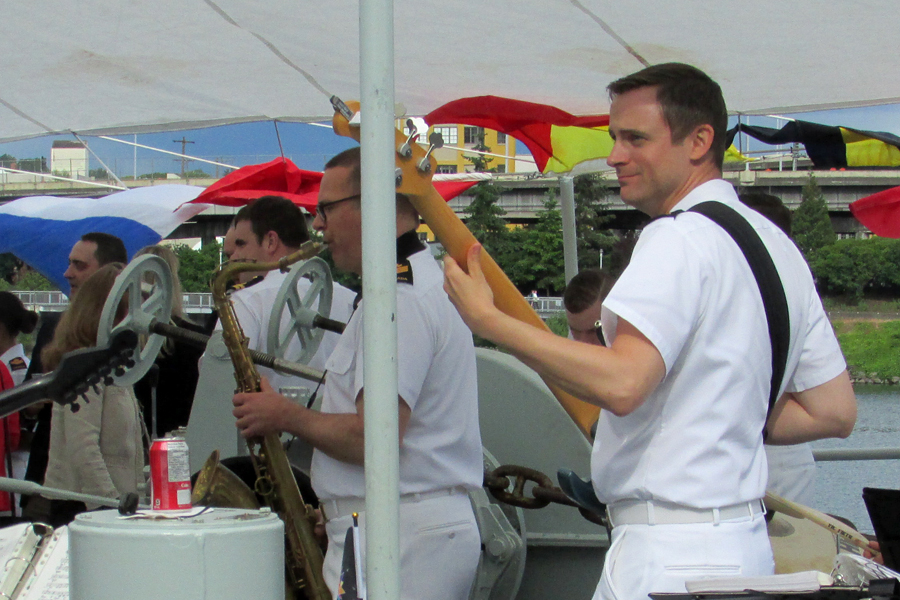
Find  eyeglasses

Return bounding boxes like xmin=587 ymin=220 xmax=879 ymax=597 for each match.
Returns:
xmin=316 ymin=193 xmax=361 ymax=225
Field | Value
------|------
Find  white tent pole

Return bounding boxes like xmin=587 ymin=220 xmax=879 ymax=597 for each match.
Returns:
xmin=560 ymin=175 xmax=578 ymax=284
xmin=360 ymin=0 xmax=401 ymax=598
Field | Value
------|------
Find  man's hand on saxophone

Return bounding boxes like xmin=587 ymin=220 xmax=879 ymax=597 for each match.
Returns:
xmin=232 ymin=375 xmax=411 ymax=467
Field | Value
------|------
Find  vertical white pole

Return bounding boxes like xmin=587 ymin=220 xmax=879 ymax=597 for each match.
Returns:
xmin=133 ymin=134 xmax=137 ymax=180
xmin=560 ymin=175 xmax=578 ymax=284
xmin=359 ymin=0 xmax=401 ymax=598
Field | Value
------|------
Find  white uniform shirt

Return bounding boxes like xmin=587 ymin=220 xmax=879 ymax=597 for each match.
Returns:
xmin=311 ymin=248 xmax=483 ymax=499
xmin=0 ymin=344 xmax=29 ymax=387
xmin=594 ymin=179 xmax=846 ymax=508
xmin=218 ymin=270 xmax=356 ymax=394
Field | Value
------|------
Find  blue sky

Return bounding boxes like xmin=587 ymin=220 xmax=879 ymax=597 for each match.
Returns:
xmin=2 ymin=104 xmax=899 ymax=177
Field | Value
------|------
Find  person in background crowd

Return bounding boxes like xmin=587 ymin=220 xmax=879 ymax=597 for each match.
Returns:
xmin=0 ymin=361 xmax=21 ymax=518
xmin=739 ymin=190 xmax=817 ymax=505
xmin=0 ymin=291 xmax=39 ymax=489
xmin=563 ymin=269 xmax=614 ymax=346
xmin=26 ymin=263 xmax=144 ymax=527
xmin=22 ymin=232 xmax=127 ymax=512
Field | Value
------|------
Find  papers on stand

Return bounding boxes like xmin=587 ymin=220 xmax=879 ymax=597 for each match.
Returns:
xmin=0 ymin=523 xmax=69 ymax=600
xmin=685 ymin=570 xmax=833 ymax=593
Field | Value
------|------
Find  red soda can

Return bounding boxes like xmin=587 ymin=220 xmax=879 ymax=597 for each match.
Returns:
xmin=149 ymin=434 xmax=192 ymax=510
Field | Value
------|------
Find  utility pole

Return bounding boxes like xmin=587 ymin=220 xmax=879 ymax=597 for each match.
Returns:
xmin=173 ymin=137 xmax=195 ymax=177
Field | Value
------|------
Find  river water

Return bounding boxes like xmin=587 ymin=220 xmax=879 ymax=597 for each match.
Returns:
xmin=810 ymin=385 xmax=900 ymax=534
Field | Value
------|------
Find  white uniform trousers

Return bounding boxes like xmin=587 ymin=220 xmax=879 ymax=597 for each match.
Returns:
xmin=593 ymin=512 xmax=773 ymax=600
xmin=323 ymin=492 xmax=480 ymax=600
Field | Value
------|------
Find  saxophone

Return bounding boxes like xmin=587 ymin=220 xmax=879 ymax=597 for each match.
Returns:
xmin=198 ymin=241 xmax=332 ymax=600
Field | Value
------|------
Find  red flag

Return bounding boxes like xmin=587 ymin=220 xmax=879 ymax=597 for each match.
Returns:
xmin=189 ymin=158 xmax=481 ymax=212
xmin=850 ymin=185 xmax=900 ymax=238
xmin=192 ymin=158 xmax=323 ymax=211
xmin=425 ymin=95 xmax=610 ymax=173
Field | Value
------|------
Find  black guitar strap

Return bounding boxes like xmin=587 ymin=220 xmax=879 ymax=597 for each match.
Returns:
xmin=667 ymin=201 xmax=790 ymax=439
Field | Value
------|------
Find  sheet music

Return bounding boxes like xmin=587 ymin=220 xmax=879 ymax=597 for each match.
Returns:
xmin=0 ymin=523 xmax=50 ymax=599
xmin=18 ymin=528 xmax=68 ymax=600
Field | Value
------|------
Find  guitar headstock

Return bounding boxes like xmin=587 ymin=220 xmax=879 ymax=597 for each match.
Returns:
xmin=331 ymin=98 xmax=439 ymax=203
xmin=44 ymin=329 xmax=138 ymax=411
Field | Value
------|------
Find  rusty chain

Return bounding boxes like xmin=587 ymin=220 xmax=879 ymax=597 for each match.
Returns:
xmin=483 ymin=464 xmax=608 ymax=527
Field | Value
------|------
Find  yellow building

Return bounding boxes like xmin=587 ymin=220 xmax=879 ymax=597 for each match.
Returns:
xmin=400 ymin=121 xmax=535 ymax=174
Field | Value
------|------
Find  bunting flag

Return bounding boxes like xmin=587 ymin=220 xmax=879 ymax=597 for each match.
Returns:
xmin=727 ymin=121 xmax=900 ymax=168
xmin=425 ymin=95 xmax=749 ymax=174
xmin=188 ymin=158 xmax=484 ymax=212
xmin=850 ymin=186 xmax=900 ymax=238
xmin=193 ymin=157 xmax=324 ymax=210
xmin=0 ymin=185 xmax=207 ymax=294
xmin=425 ymin=95 xmax=611 ymax=174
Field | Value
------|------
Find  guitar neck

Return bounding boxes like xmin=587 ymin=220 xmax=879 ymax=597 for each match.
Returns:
xmin=409 ymin=185 xmax=601 ymax=438
xmin=0 ymin=376 xmax=55 ymax=419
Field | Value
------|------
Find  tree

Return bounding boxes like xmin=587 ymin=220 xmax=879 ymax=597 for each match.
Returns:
xmin=17 ymin=157 xmax=47 ymax=173
xmin=463 ymin=182 xmax=510 ymax=258
xmin=183 ymin=169 xmax=211 ymax=178
xmin=90 ymin=168 xmax=110 ymax=179
xmin=464 ymin=133 xmax=493 ymax=173
xmin=0 ymin=154 xmax=15 ymax=168
xmin=793 ymin=173 xmax=836 ymax=258
xmin=12 ymin=270 xmax=56 ymax=291
xmin=0 ymin=254 xmax=20 ymax=284
xmin=504 ymin=196 xmax=566 ymax=294
xmin=573 ymin=173 xmax=617 ymax=271
xmin=173 ymin=242 xmax=222 ymax=292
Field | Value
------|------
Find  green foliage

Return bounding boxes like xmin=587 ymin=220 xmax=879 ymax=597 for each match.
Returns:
xmin=17 ymin=157 xmax=47 ymax=173
xmin=183 ymin=169 xmax=211 ymax=178
xmin=464 ymin=132 xmax=493 ymax=172
xmin=0 ymin=254 xmax=20 ymax=283
xmin=0 ymin=154 xmax=15 ymax=167
xmin=834 ymin=320 xmax=900 ymax=379
xmin=793 ymin=173 xmax=836 ymax=258
xmin=545 ymin=312 xmax=569 ymax=337
xmin=89 ymin=168 xmax=110 ymax=179
xmin=503 ymin=196 xmax=566 ymax=294
xmin=139 ymin=172 xmax=170 ymax=180
xmin=573 ymin=173 xmax=617 ymax=271
xmin=13 ymin=271 xmax=56 ymax=291
xmin=173 ymin=242 xmax=222 ymax=292
xmin=809 ymin=237 xmax=900 ymax=303
xmin=463 ymin=181 xmax=510 ymax=257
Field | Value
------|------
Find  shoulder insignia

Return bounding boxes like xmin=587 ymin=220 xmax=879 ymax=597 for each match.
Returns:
xmin=396 ymin=260 xmax=414 ymax=285
xmin=8 ymin=357 xmax=27 ymax=371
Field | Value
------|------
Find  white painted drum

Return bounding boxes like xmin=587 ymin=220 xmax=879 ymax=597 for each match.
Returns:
xmin=68 ymin=508 xmax=284 ymax=600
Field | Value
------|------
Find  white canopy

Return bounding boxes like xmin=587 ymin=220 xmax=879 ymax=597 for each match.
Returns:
xmin=4 ymin=0 xmax=899 ymax=142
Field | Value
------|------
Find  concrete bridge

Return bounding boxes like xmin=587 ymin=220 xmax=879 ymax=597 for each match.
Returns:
xmin=3 ymin=166 xmax=898 ymax=241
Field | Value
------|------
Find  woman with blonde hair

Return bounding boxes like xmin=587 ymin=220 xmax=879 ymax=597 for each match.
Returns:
xmin=30 ymin=263 xmax=145 ymax=526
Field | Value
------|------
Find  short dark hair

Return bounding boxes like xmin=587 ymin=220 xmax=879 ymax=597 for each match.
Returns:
xmin=324 ymin=146 xmax=420 ymax=224
xmin=81 ymin=232 xmax=127 ymax=265
xmin=739 ymin=190 xmax=792 ymax=236
xmin=235 ymin=195 xmax=311 ymax=248
xmin=563 ymin=269 xmax=614 ymax=313
xmin=608 ymin=63 xmax=728 ymax=170
xmin=325 ymin=147 xmax=362 ymax=193
xmin=0 ymin=291 xmax=39 ymax=337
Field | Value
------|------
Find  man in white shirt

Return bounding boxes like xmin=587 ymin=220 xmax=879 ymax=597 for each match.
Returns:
xmin=232 ymin=148 xmax=483 ymax=599
xmin=443 ymin=63 xmax=857 ymax=600
xmin=214 ymin=195 xmax=355 ymax=397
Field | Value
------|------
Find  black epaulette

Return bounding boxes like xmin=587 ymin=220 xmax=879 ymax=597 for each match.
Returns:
xmin=8 ymin=357 xmax=27 ymax=371
xmin=397 ymin=260 xmax=414 ymax=284
xmin=227 ymin=275 xmax=264 ymax=294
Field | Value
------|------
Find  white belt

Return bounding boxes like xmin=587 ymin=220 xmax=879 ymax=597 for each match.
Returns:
xmin=607 ymin=499 xmax=765 ymax=527
xmin=322 ymin=486 xmax=469 ymax=522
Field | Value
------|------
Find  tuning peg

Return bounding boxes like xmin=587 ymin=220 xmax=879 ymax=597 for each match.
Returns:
xmin=417 ymin=132 xmax=444 ymax=174
xmin=330 ymin=95 xmax=354 ymax=121
xmin=398 ymin=119 xmax=419 ymax=158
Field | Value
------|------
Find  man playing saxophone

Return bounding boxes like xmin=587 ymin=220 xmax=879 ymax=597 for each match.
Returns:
xmin=232 ymin=147 xmax=483 ymax=600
